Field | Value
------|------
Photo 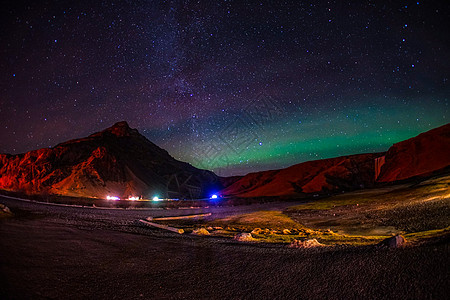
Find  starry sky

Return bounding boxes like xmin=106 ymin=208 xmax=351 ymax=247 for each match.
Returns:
xmin=1 ymin=1 xmax=449 ymax=176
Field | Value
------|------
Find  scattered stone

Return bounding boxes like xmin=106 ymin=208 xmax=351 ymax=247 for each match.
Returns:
xmin=191 ymin=228 xmax=210 ymax=236
xmin=234 ymin=233 xmax=256 ymax=242
xmin=206 ymin=226 xmax=213 ymax=231
xmin=283 ymin=229 xmax=291 ymax=235
xmin=0 ymin=204 xmax=13 ymax=217
xmin=289 ymin=239 xmax=325 ymax=248
xmin=378 ymin=235 xmax=407 ymax=248
xmin=213 ymin=226 xmax=223 ymax=230
xmin=251 ymin=228 xmax=262 ymax=234
xmin=1 ymin=204 xmax=11 ymax=214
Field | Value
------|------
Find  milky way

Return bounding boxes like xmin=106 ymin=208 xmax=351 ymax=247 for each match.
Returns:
xmin=1 ymin=1 xmax=449 ymax=176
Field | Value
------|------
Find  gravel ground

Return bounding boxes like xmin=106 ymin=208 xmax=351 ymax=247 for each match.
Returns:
xmin=370 ymin=199 xmax=450 ymax=232
xmin=0 ymin=196 xmax=449 ymax=299
xmin=288 ymin=176 xmax=450 ymax=236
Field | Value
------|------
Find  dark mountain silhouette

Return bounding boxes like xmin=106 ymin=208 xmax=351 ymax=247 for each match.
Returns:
xmin=0 ymin=122 xmax=220 ymax=199
xmin=1 ymin=122 xmax=448 ymax=199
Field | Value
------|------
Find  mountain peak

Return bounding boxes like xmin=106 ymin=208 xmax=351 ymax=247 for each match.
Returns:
xmin=0 ymin=120 xmax=220 ymax=198
xmin=102 ymin=121 xmax=135 ymax=137
xmin=111 ymin=121 xmax=130 ymax=128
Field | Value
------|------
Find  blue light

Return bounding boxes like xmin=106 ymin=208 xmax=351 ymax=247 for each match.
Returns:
xmin=210 ymin=194 xmax=218 ymax=199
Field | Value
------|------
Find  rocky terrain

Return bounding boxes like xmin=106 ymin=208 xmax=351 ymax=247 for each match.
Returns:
xmin=0 ymin=194 xmax=448 ymax=299
xmin=221 ymin=153 xmax=382 ymax=197
xmin=377 ymin=123 xmax=450 ymax=182
xmin=221 ymin=123 xmax=450 ymax=198
xmin=0 ymin=122 xmax=220 ymax=199
xmin=0 ymin=122 xmax=449 ymax=202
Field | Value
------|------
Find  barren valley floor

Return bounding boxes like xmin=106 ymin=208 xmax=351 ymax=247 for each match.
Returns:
xmin=0 ymin=195 xmax=449 ymax=299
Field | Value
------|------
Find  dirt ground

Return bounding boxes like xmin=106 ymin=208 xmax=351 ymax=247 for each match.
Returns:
xmin=1 ymin=194 xmax=449 ymax=299
xmin=287 ymin=175 xmax=450 ymax=236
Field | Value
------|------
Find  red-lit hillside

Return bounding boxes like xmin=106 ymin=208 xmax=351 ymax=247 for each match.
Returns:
xmin=1 ymin=122 xmax=449 ymax=200
xmin=220 ymin=153 xmax=383 ymax=198
xmin=376 ymin=123 xmax=450 ymax=182
xmin=220 ymin=123 xmax=450 ymax=198
xmin=0 ymin=122 xmax=220 ymax=199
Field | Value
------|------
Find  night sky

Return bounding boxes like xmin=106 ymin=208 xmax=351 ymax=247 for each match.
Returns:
xmin=1 ymin=1 xmax=449 ymax=176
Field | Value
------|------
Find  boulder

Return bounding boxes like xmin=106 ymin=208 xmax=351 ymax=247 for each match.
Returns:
xmin=0 ymin=204 xmax=13 ymax=217
xmin=289 ymin=239 xmax=324 ymax=248
xmin=191 ymin=228 xmax=210 ymax=236
xmin=234 ymin=233 xmax=256 ymax=242
xmin=283 ymin=229 xmax=292 ymax=235
xmin=1 ymin=204 xmax=11 ymax=213
xmin=378 ymin=235 xmax=407 ymax=248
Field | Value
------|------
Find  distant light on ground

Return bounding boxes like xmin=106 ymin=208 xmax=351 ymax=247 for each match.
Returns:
xmin=106 ymin=196 xmax=120 ymax=200
xmin=152 ymin=196 xmax=160 ymax=201
xmin=210 ymin=194 xmax=218 ymax=199
xmin=128 ymin=196 xmax=139 ymax=201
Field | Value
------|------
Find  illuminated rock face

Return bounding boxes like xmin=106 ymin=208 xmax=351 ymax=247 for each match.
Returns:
xmin=220 ymin=153 xmax=382 ymax=198
xmin=0 ymin=121 xmax=220 ymax=199
xmin=376 ymin=123 xmax=450 ymax=182
xmin=221 ymin=123 xmax=450 ymax=198
xmin=1 ymin=122 xmax=448 ymax=199
xmin=374 ymin=156 xmax=386 ymax=180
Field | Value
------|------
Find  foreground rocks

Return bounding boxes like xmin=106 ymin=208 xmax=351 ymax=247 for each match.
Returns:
xmin=378 ymin=235 xmax=407 ymax=248
xmin=192 ymin=228 xmax=210 ymax=236
xmin=0 ymin=203 xmax=13 ymax=218
xmin=234 ymin=233 xmax=256 ymax=242
xmin=1 ymin=196 xmax=448 ymax=299
xmin=289 ymin=239 xmax=325 ymax=248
